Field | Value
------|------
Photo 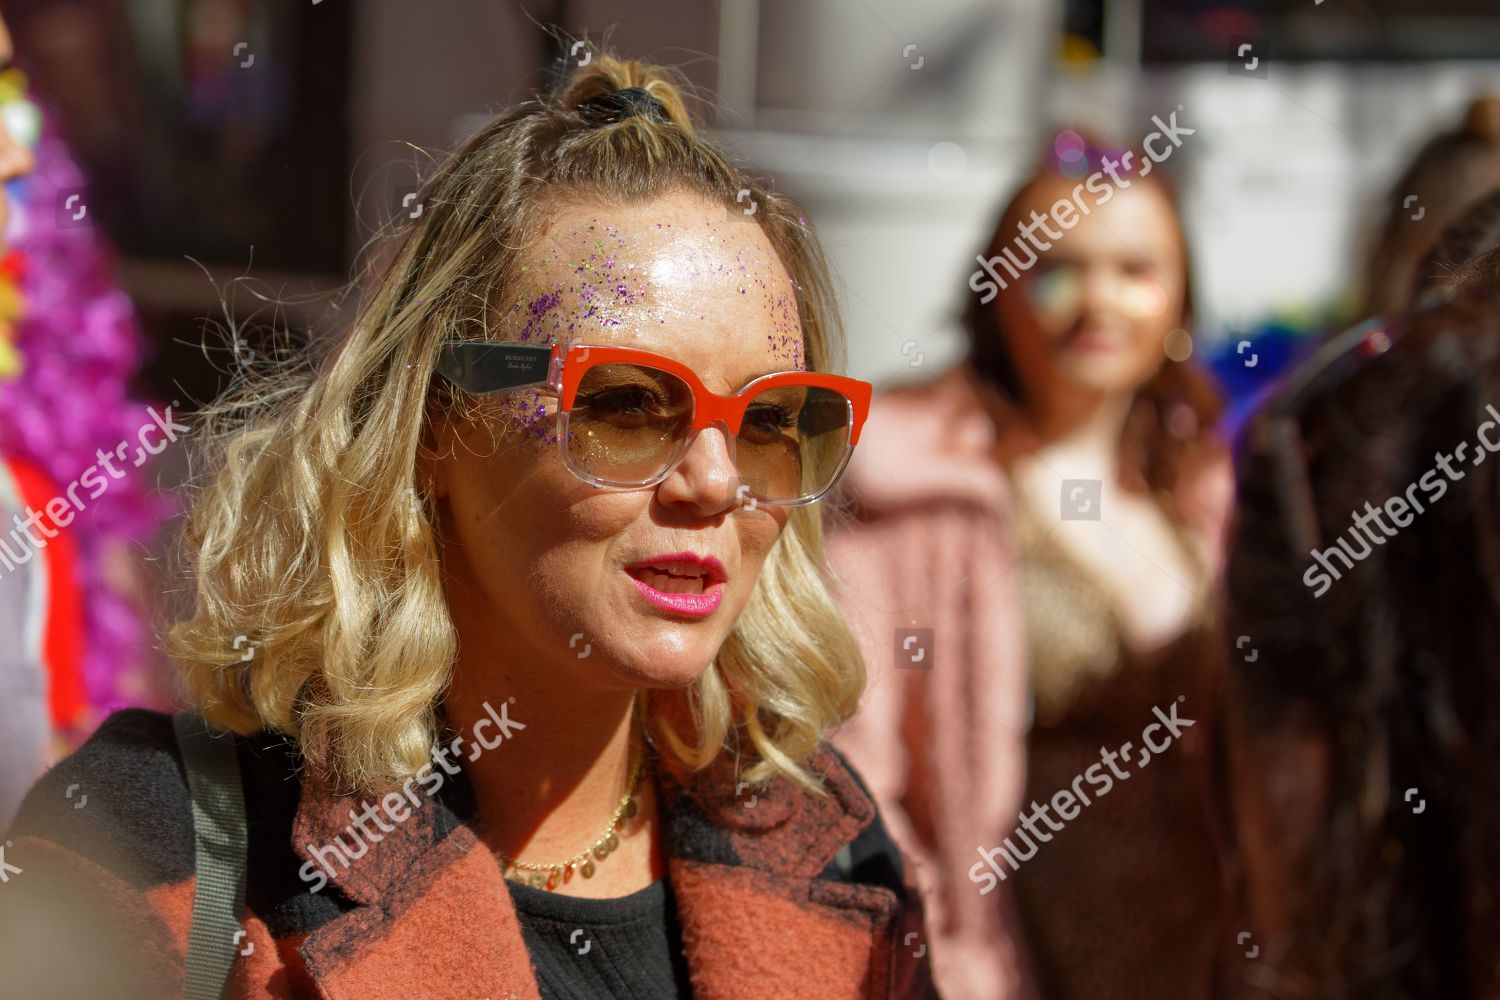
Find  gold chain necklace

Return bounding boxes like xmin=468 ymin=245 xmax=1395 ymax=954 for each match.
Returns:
xmin=494 ymin=757 xmax=646 ymax=891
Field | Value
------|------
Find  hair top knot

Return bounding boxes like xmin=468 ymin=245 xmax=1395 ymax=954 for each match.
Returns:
xmin=578 ymin=86 xmax=665 ymax=126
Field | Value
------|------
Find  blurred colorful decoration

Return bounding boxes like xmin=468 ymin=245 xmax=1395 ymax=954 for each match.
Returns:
xmin=0 ymin=244 xmax=22 ymax=381
xmin=0 ymin=67 xmax=176 ymax=741
xmin=1204 ymin=312 xmax=1329 ymax=445
xmin=0 ymin=453 xmax=85 ymax=731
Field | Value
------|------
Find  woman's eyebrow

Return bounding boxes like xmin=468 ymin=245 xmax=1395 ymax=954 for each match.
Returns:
xmin=737 ymin=365 xmax=802 ymax=387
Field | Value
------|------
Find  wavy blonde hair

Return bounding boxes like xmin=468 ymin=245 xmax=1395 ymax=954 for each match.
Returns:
xmin=164 ymin=54 xmax=865 ymax=794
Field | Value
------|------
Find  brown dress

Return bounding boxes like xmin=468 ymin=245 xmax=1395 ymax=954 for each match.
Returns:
xmin=1006 ymin=489 xmax=1233 ymax=1000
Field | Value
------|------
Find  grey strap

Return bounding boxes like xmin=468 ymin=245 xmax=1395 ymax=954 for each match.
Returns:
xmin=172 ymin=711 xmax=248 ymax=1000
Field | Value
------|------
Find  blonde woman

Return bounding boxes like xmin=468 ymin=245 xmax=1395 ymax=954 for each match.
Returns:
xmin=0 ymin=56 xmax=933 ymax=1000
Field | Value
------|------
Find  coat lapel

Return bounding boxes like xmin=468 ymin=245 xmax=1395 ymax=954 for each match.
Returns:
xmin=660 ymin=746 xmax=908 ymax=999
xmin=288 ymin=758 xmax=542 ymax=1000
xmin=283 ymin=737 xmax=903 ymax=999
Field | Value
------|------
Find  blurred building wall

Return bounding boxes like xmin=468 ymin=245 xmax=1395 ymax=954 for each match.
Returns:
xmin=347 ymin=1 xmax=1500 ymax=385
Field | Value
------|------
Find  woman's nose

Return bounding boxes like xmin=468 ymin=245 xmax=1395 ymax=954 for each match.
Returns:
xmin=655 ymin=424 xmax=740 ymax=516
xmin=1079 ymin=266 xmax=1124 ymax=318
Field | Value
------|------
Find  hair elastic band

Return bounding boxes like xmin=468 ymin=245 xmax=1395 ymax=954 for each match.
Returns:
xmin=579 ymin=86 xmax=665 ymax=125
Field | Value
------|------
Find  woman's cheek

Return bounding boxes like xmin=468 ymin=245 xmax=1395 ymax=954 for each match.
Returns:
xmin=494 ymin=389 xmax=562 ymax=446
xmin=737 ymin=516 xmax=787 ymax=590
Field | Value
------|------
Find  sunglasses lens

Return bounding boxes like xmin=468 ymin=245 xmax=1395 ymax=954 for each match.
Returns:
xmin=567 ymin=363 xmax=693 ymax=484
xmin=738 ymin=383 xmax=852 ymax=502
xmin=564 ymin=359 xmax=855 ymax=502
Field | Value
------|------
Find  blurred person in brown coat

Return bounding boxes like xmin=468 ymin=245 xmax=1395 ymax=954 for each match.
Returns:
xmin=1226 ymin=200 xmax=1500 ymax=997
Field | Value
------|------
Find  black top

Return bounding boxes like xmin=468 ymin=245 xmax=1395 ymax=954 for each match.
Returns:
xmin=505 ymin=877 xmax=693 ymax=1000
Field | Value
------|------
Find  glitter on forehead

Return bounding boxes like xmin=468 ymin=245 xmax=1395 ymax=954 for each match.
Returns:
xmin=486 ymin=209 xmax=811 ymax=441
xmin=516 ymin=291 xmax=562 ymax=343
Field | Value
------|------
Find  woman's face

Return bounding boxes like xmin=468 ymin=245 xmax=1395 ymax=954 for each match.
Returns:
xmin=423 ymin=190 xmax=801 ymax=694
xmin=996 ymin=173 xmax=1186 ymax=403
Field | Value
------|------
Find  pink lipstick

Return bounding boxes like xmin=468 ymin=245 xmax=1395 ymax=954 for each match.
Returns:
xmin=624 ymin=552 xmax=727 ymax=618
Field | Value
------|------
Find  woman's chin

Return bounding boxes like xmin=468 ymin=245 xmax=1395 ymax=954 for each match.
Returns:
xmin=605 ymin=646 xmax=718 ymax=690
xmin=1056 ymin=355 xmax=1160 ymax=397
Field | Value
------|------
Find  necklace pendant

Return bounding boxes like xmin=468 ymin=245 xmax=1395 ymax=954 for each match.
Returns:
xmin=581 ymin=859 xmax=596 ymax=878
xmin=545 ymin=868 xmax=560 ymax=891
xmin=623 ymin=797 xmax=638 ymax=820
xmin=529 ymin=871 xmax=547 ymax=889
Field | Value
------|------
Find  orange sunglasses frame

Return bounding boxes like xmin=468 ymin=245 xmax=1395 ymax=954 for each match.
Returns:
xmin=437 ymin=340 xmax=873 ymax=506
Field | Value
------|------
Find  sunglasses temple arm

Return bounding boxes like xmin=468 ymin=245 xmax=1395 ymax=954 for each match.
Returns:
xmin=436 ymin=341 xmax=559 ymax=394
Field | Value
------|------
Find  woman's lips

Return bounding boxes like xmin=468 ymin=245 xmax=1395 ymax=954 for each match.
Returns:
xmin=623 ymin=553 xmax=726 ymax=618
xmin=1061 ymin=326 xmax=1123 ymax=353
xmin=626 ymin=573 xmax=724 ymax=616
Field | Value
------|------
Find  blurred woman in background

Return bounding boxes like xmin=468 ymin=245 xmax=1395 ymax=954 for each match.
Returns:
xmin=829 ymin=132 xmax=1234 ymax=999
xmin=1359 ymin=95 xmax=1500 ymax=318
xmin=1226 ymin=198 xmax=1500 ymax=1000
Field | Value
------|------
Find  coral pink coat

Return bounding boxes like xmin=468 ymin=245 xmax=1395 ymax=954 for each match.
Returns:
xmin=826 ymin=364 xmax=1233 ymax=1000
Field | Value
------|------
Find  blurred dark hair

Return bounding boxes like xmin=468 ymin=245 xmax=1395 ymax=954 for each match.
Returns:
xmin=960 ymin=129 xmax=1224 ymax=497
xmin=1228 ymin=285 xmax=1500 ymax=997
xmin=1415 ymin=186 xmax=1500 ymax=302
xmin=1361 ymin=95 xmax=1500 ymax=317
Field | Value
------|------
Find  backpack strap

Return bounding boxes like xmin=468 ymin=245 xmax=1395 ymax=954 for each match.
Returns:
xmin=172 ymin=710 xmax=249 ymax=1000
